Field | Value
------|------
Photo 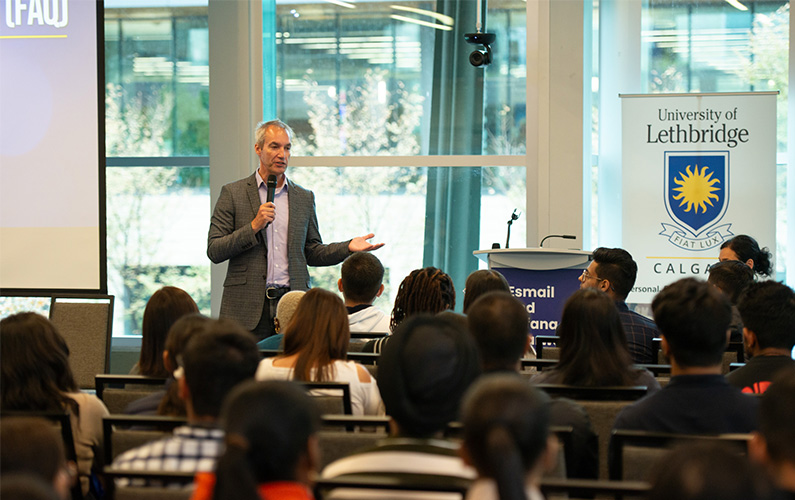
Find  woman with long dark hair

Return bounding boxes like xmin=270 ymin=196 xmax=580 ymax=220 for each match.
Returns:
xmin=0 ymin=313 xmax=109 ymax=497
xmin=719 ymin=234 xmax=774 ymax=278
xmin=532 ymin=289 xmax=660 ymax=392
xmin=255 ymin=288 xmax=383 ymax=415
xmin=462 ymin=374 xmax=558 ymax=500
xmin=133 ymin=286 xmax=199 ymax=377
xmin=190 ymin=380 xmax=320 ymax=500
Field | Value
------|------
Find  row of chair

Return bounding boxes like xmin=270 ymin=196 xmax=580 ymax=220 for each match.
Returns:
xmin=103 ymin=469 xmax=651 ymax=500
xmin=95 ymin=375 xmax=355 ymax=416
xmin=94 ymin=374 xmax=649 ymax=479
xmin=3 ymin=405 xmax=750 ymax=500
xmin=535 ymin=335 xmax=746 ymax=374
xmin=45 ymin=291 xmax=389 ymax=393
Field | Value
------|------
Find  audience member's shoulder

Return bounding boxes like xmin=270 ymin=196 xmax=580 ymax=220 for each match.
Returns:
xmin=354 ymin=363 xmax=372 ymax=383
xmin=633 ymin=368 xmax=662 ymax=394
xmin=726 ymin=356 xmax=795 ymax=391
xmin=611 ymin=392 xmax=657 ymax=431
xmin=123 ymin=390 xmax=165 ymax=416
xmin=625 ymin=308 xmax=658 ymax=327
xmin=530 ymin=369 xmax=561 ymax=385
xmin=67 ymin=391 xmax=110 ymax=417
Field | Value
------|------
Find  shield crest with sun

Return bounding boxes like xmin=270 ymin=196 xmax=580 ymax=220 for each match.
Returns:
xmin=663 ymin=152 xmax=729 ymax=236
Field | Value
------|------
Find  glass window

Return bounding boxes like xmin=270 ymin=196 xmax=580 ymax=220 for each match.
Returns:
xmin=106 ymin=165 xmax=210 ymax=336
xmin=105 ymin=3 xmax=210 ymax=336
xmin=288 ymin=164 xmax=525 ymax=307
xmin=272 ymin=0 xmax=527 ymax=298
xmin=274 ymin=0 xmax=527 ymax=156
xmin=105 ymin=7 xmax=209 ymax=156
xmin=0 ymin=297 xmax=50 ymax=320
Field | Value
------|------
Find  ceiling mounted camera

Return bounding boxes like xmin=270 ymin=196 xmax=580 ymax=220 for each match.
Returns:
xmin=464 ymin=32 xmax=495 ymax=67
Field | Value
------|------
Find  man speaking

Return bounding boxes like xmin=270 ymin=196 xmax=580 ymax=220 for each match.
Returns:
xmin=207 ymin=120 xmax=383 ymax=339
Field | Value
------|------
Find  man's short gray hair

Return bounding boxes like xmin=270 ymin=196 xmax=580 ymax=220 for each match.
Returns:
xmin=255 ymin=119 xmax=294 ymax=147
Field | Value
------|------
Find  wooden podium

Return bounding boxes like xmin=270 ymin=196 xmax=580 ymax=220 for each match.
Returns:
xmin=473 ymin=248 xmax=591 ymax=336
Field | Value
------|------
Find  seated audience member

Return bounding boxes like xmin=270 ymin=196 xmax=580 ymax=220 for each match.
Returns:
xmin=462 ymin=269 xmax=510 ymax=314
xmin=0 ymin=313 xmax=109 ymax=497
xmin=467 ymin=291 xmax=598 ymax=479
xmin=612 ymin=278 xmax=758 ymax=437
xmin=132 ymin=286 xmax=199 ymax=378
xmin=749 ymin=367 xmax=795 ymax=497
xmin=461 ymin=374 xmax=558 ymax=500
xmin=363 ymin=266 xmax=455 ymax=353
xmin=646 ymin=443 xmax=771 ymax=500
xmin=719 ymin=234 xmax=774 ymax=278
xmin=1 ymin=417 xmax=76 ymax=500
xmin=0 ymin=474 xmax=61 ymax=500
xmin=190 ymin=380 xmax=320 ymax=500
xmin=321 ymin=315 xmax=480 ymax=487
xmin=338 ymin=252 xmax=391 ymax=333
xmin=532 ymin=289 xmax=660 ymax=393
xmin=437 ymin=310 xmax=469 ymax=331
xmin=125 ymin=313 xmax=211 ymax=416
xmin=112 ymin=319 xmax=260 ymax=480
xmin=256 ymin=290 xmax=306 ymax=350
xmin=255 ymin=287 xmax=383 ymax=415
xmin=707 ymin=260 xmax=755 ymax=343
xmin=727 ymin=281 xmax=795 ymax=394
xmin=579 ymin=247 xmax=660 ymax=364
xmin=467 ymin=291 xmax=530 ymax=374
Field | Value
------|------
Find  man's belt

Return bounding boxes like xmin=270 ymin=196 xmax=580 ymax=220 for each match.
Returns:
xmin=266 ymin=285 xmax=290 ymax=300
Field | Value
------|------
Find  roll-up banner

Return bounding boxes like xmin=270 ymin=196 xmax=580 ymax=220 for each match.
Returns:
xmin=621 ymin=92 xmax=777 ymax=303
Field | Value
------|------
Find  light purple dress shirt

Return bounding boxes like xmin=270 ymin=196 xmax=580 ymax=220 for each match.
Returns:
xmin=255 ymin=170 xmax=290 ymax=286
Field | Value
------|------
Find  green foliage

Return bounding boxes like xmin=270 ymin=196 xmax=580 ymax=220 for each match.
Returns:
xmin=485 ymin=105 xmax=527 ymax=155
xmin=175 ymin=167 xmax=210 ymax=189
xmin=106 ymin=167 xmax=210 ymax=335
xmin=0 ymin=297 xmax=50 ymax=320
xmin=175 ymin=86 xmax=210 ymax=155
xmin=120 ymin=265 xmax=210 ymax=335
xmin=733 ymin=3 xmax=789 ymax=152
xmin=294 ymin=68 xmax=424 ymax=156
xmin=105 ymin=83 xmax=174 ymax=156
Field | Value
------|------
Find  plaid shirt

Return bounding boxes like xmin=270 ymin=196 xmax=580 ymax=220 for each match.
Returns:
xmin=617 ymin=301 xmax=660 ymax=365
xmin=112 ymin=425 xmax=224 ymax=485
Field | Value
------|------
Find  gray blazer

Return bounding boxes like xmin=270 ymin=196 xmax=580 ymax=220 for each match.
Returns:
xmin=207 ymin=173 xmax=350 ymax=329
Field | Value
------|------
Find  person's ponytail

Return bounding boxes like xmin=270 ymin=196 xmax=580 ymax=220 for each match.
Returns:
xmin=484 ymin=424 xmax=527 ymax=500
xmin=211 ymin=435 xmax=259 ymax=500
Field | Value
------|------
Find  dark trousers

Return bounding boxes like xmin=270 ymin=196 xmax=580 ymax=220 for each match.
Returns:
xmin=251 ymin=286 xmax=290 ymax=340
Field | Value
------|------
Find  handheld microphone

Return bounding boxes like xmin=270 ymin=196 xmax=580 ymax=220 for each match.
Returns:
xmin=266 ymin=175 xmax=277 ymax=203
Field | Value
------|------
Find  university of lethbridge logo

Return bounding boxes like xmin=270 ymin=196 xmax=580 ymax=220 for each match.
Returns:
xmin=659 ymin=151 xmax=733 ymax=251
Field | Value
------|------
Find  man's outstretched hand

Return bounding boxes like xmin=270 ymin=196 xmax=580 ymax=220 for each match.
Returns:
xmin=348 ymin=233 xmax=385 ymax=252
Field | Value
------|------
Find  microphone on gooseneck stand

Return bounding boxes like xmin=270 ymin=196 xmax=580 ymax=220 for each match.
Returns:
xmin=506 ymin=209 xmax=521 ymax=249
xmin=539 ymin=234 xmax=576 ymax=247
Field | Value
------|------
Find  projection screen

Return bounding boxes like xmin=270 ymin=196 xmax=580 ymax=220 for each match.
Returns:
xmin=0 ymin=0 xmax=106 ymax=293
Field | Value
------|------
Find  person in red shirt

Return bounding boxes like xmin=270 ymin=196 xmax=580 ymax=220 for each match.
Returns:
xmin=726 ymin=281 xmax=795 ymax=394
xmin=191 ymin=380 xmax=320 ymax=500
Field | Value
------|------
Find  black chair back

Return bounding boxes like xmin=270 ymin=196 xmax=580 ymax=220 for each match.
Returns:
xmin=102 ymin=415 xmax=187 ymax=464
xmin=1 ymin=410 xmax=84 ymax=500
xmin=609 ymin=429 xmax=751 ymax=481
